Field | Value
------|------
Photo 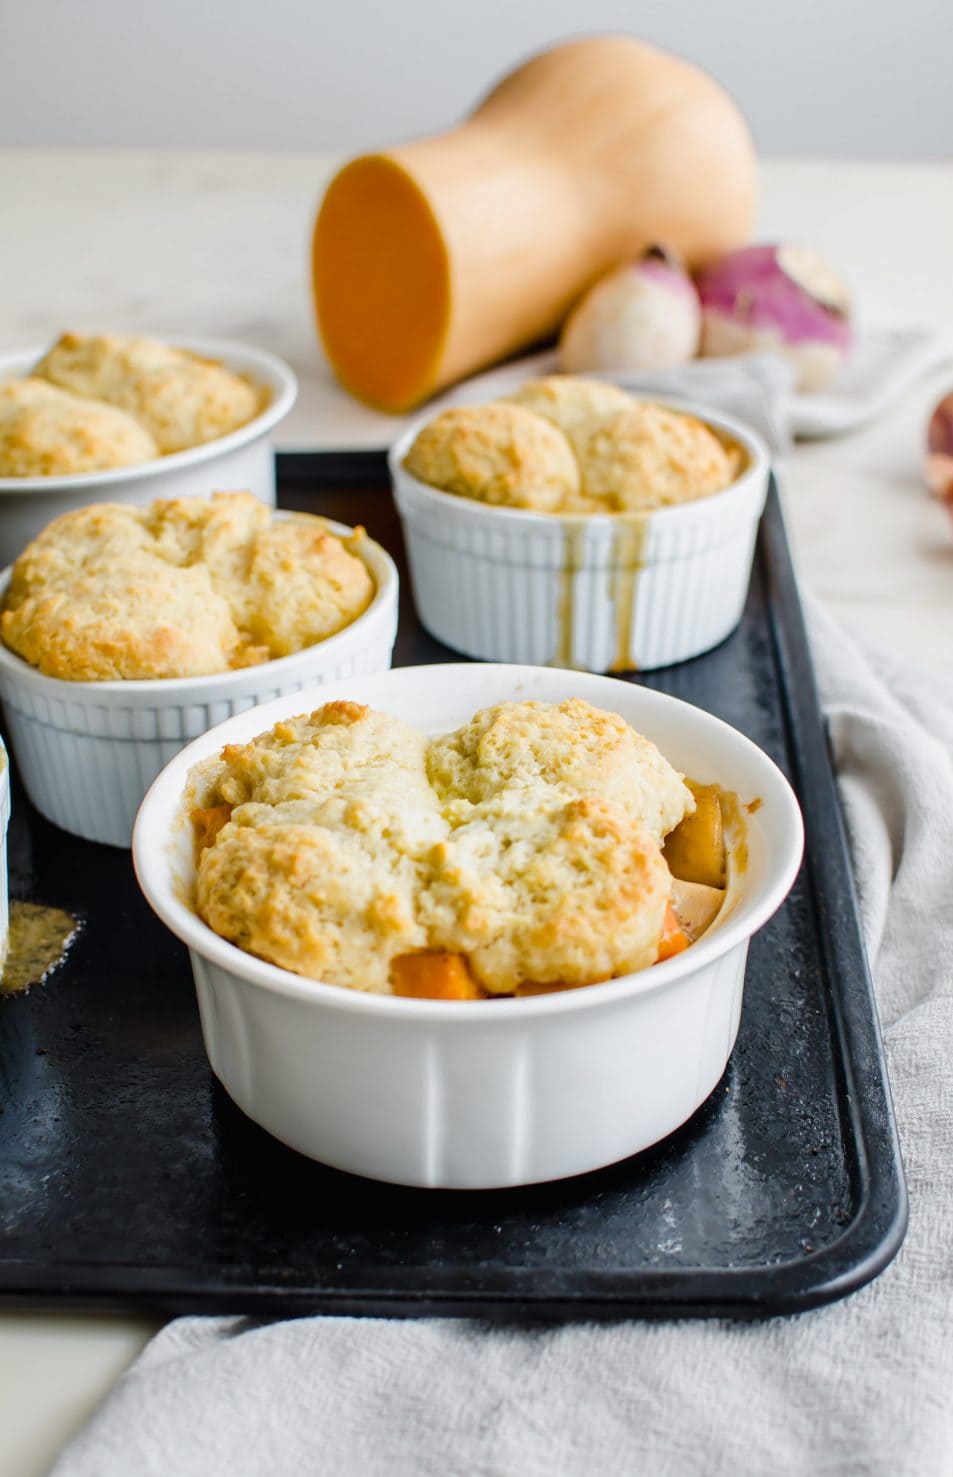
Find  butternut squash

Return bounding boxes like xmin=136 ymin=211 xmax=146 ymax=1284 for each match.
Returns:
xmin=313 ymin=37 xmax=756 ymax=411
xmin=391 ymin=951 xmax=484 ymax=1000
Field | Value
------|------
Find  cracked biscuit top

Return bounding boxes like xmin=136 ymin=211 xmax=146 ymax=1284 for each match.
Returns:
xmin=190 ymin=697 xmax=695 ymax=997
xmin=402 ymin=402 xmax=580 ymax=512
xmin=1 ymin=492 xmax=374 ymax=681
xmin=0 ymin=377 xmax=158 ymax=477
xmin=504 ymin=375 xmax=633 ymax=437
xmin=33 ymin=333 xmax=262 ymax=455
xmin=573 ymin=403 xmax=734 ymax=511
xmin=403 ymin=375 xmax=735 ymax=515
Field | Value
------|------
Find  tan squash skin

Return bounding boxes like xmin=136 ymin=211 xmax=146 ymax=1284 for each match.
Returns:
xmin=313 ymin=37 xmax=757 ymax=411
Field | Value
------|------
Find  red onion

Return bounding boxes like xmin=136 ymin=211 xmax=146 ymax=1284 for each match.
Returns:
xmin=696 ymin=244 xmax=852 ymax=391
xmin=559 ymin=247 xmax=701 ymax=373
xmin=926 ymin=393 xmax=953 ymax=511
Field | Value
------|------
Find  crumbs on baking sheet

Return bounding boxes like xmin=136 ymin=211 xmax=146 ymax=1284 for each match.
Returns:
xmin=1 ymin=901 xmax=79 ymax=995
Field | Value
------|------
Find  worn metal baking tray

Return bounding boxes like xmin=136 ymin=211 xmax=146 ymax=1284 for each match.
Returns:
xmin=0 ymin=464 xmax=907 ymax=1319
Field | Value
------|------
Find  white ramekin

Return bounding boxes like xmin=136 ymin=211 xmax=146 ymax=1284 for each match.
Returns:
xmin=133 ymin=663 xmax=804 ymax=1190
xmin=0 ymin=337 xmax=298 ymax=565
xmin=0 ymin=518 xmax=398 ymax=847
xmin=390 ymin=399 xmax=770 ymax=672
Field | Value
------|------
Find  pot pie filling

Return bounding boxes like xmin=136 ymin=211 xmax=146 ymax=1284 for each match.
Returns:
xmin=189 ymin=697 xmax=737 ymax=1000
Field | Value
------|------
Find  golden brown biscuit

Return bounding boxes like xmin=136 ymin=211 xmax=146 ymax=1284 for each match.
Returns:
xmin=198 ymin=820 xmax=429 ymax=990
xmin=34 ymin=333 xmax=261 ymax=454
xmin=0 ymin=377 xmax=158 ymax=477
xmin=1 ymin=493 xmax=374 ymax=681
xmin=421 ymin=787 xmax=670 ymax=992
xmin=403 ymin=402 xmax=579 ymax=512
xmin=195 ymin=704 xmax=442 ymax=992
xmin=575 ymin=403 xmax=734 ymax=511
xmin=192 ymin=697 xmax=692 ymax=995
xmin=405 ymin=382 xmax=732 ymax=516
xmin=143 ymin=496 xmax=375 ymax=659
xmin=505 ymin=375 xmax=634 ymax=436
xmin=203 ymin=702 xmax=445 ymax=858
xmin=426 ymin=697 xmax=692 ymax=843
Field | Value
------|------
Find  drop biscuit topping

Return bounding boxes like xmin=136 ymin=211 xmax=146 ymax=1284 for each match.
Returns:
xmin=190 ymin=697 xmax=697 ymax=997
xmin=0 ymin=492 xmax=374 ymax=681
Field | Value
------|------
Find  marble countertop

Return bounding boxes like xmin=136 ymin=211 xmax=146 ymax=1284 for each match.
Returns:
xmin=0 ymin=151 xmax=951 ymax=1476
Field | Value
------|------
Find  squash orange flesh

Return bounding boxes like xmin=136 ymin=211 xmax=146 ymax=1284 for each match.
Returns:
xmin=391 ymin=952 xmax=484 ymax=1001
xmin=656 ymin=901 xmax=690 ymax=962
xmin=313 ymin=156 xmax=450 ymax=411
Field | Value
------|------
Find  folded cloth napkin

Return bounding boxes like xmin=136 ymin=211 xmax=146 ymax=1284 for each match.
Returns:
xmin=51 ymin=598 xmax=953 ymax=1477
xmin=495 ymin=327 xmax=953 ymax=445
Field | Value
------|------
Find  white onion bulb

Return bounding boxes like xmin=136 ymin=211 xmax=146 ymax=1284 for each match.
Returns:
xmin=559 ymin=250 xmax=701 ymax=373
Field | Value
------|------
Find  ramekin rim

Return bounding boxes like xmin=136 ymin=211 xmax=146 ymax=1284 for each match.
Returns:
xmin=132 ymin=662 xmax=805 ymax=1024
xmin=0 ymin=514 xmax=398 ymax=698
xmin=388 ymin=394 xmax=771 ymax=530
xmin=0 ymin=336 xmax=298 ymax=493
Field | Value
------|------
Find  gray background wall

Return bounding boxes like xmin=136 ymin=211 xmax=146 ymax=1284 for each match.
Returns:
xmin=2 ymin=0 xmax=950 ymax=157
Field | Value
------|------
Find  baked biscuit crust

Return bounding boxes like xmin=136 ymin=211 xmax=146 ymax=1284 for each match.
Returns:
xmin=196 ymin=704 xmax=442 ymax=993
xmin=403 ymin=402 xmax=580 ymax=512
xmin=574 ymin=403 xmax=734 ymax=511
xmin=34 ymin=333 xmax=261 ymax=454
xmin=192 ymin=697 xmax=694 ymax=996
xmin=405 ymin=377 xmax=737 ymax=515
xmin=426 ymin=697 xmax=690 ymax=842
xmin=0 ymin=377 xmax=158 ymax=477
xmin=1 ymin=492 xmax=374 ymax=681
xmin=505 ymin=375 xmax=634 ymax=436
xmin=421 ymin=789 xmax=671 ymax=992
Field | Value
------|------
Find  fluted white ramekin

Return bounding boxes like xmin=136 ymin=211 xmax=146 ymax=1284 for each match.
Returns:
xmin=133 ymin=663 xmax=804 ymax=1189
xmin=0 ymin=739 xmax=9 ymax=972
xmin=390 ymin=399 xmax=769 ymax=672
xmin=0 ymin=338 xmax=298 ymax=565
xmin=0 ymin=518 xmax=398 ymax=847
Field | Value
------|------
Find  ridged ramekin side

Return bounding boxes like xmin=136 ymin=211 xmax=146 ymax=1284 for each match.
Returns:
xmin=393 ymin=458 xmax=768 ymax=671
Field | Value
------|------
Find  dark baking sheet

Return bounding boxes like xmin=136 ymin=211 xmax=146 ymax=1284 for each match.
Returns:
xmin=0 ymin=463 xmax=907 ymax=1320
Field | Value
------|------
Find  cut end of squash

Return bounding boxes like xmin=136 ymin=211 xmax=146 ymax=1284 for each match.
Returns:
xmin=313 ymin=154 xmax=451 ymax=412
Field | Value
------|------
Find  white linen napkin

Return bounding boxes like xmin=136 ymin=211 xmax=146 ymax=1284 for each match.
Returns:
xmin=50 ymin=598 xmax=953 ymax=1477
